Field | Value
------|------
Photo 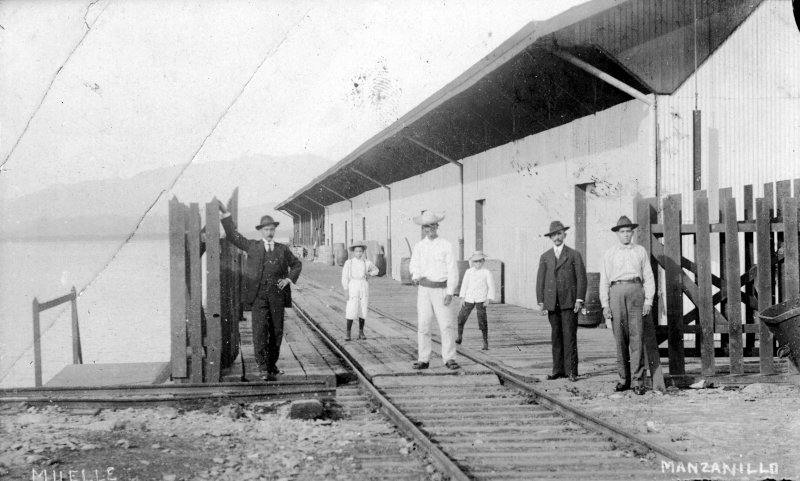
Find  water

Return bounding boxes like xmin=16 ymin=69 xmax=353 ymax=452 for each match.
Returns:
xmin=0 ymin=237 xmax=170 ymax=387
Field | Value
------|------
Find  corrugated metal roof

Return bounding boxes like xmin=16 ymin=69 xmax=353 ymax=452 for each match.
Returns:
xmin=277 ymin=0 xmax=764 ymax=213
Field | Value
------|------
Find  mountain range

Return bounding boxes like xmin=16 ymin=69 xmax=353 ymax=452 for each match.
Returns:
xmin=0 ymin=154 xmax=334 ymax=241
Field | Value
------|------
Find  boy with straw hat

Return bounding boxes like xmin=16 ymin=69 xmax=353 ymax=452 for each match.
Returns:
xmin=456 ymin=250 xmax=496 ymax=350
xmin=341 ymin=241 xmax=379 ymax=341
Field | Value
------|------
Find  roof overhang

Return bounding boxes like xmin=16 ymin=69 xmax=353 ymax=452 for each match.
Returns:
xmin=277 ymin=0 xmax=763 ymax=212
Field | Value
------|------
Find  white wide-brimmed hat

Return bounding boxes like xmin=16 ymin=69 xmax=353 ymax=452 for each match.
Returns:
xmin=413 ymin=210 xmax=445 ymax=226
xmin=468 ymin=251 xmax=488 ymax=262
xmin=348 ymin=242 xmax=367 ymax=251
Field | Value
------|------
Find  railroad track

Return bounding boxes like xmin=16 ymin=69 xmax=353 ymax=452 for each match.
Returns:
xmin=293 ymin=279 xmax=682 ymax=480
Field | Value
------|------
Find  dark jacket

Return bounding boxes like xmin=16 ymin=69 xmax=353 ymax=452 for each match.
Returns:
xmin=221 ymin=216 xmax=302 ymax=306
xmin=536 ymin=245 xmax=587 ymax=311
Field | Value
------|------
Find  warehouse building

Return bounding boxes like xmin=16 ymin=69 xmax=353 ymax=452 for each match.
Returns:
xmin=276 ymin=0 xmax=800 ymax=310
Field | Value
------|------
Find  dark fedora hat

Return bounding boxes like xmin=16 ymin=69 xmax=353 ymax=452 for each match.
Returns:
xmin=255 ymin=215 xmax=280 ymax=230
xmin=544 ymin=220 xmax=569 ymax=237
xmin=611 ymin=215 xmax=638 ymax=232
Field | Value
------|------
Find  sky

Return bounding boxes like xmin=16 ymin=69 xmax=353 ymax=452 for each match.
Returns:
xmin=0 ymin=0 xmax=590 ymax=204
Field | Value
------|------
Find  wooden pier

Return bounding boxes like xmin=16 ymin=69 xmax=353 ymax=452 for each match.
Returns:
xmin=293 ymin=262 xmax=797 ymax=386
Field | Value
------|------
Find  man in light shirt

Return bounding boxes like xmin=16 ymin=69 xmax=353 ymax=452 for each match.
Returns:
xmin=599 ymin=215 xmax=656 ymax=395
xmin=536 ymin=221 xmax=587 ymax=382
xmin=456 ymin=251 xmax=496 ymax=350
xmin=409 ymin=210 xmax=460 ymax=370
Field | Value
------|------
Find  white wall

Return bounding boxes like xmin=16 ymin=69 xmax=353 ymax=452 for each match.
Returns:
xmin=658 ymin=0 xmax=800 ymax=219
xmin=325 ymin=100 xmax=656 ymax=309
xmin=461 ymin=100 xmax=655 ymax=308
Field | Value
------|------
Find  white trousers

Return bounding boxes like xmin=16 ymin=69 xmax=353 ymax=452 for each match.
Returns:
xmin=417 ymin=286 xmax=457 ymax=363
xmin=345 ymin=279 xmax=369 ymax=320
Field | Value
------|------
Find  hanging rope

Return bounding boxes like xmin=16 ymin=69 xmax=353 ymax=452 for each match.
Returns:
xmin=0 ymin=0 xmax=112 ymax=170
xmin=0 ymin=6 xmax=313 ymax=383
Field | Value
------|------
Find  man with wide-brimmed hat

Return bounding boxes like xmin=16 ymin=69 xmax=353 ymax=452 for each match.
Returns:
xmin=341 ymin=241 xmax=379 ymax=341
xmin=218 ymin=202 xmax=302 ymax=380
xmin=409 ymin=210 xmax=460 ymax=370
xmin=599 ymin=215 xmax=655 ymax=395
xmin=536 ymin=220 xmax=587 ymax=382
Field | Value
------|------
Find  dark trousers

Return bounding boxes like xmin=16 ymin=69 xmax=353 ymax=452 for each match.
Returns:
xmin=610 ymin=283 xmax=645 ymax=387
xmin=457 ymin=302 xmax=487 ymax=338
xmin=548 ymin=307 xmax=578 ymax=376
xmin=251 ymin=287 xmax=285 ymax=371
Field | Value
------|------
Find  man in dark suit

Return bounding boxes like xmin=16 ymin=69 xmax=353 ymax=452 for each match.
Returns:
xmin=536 ymin=220 xmax=587 ymax=382
xmin=219 ymin=202 xmax=302 ymax=380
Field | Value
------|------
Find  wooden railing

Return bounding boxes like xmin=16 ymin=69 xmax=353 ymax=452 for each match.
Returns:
xmin=638 ymin=178 xmax=799 ymax=377
xmin=169 ymin=188 xmax=244 ymax=383
xmin=32 ymin=286 xmax=82 ymax=387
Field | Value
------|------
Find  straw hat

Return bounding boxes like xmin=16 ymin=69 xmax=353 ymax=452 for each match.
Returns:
xmin=348 ymin=242 xmax=367 ymax=251
xmin=413 ymin=211 xmax=445 ymax=226
xmin=468 ymin=251 xmax=488 ymax=262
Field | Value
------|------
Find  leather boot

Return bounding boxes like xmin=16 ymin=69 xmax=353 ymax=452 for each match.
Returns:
xmin=456 ymin=320 xmax=465 ymax=344
xmin=357 ymin=318 xmax=366 ymax=340
xmin=481 ymin=331 xmax=489 ymax=350
xmin=345 ymin=319 xmax=353 ymax=341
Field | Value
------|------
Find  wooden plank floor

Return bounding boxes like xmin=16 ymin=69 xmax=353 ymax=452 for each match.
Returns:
xmin=296 ymin=262 xmax=792 ymax=386
xmin=221 ymin=307 xmax=343 ymax=386
xmin=47 ymin=362 xmax=171 ymax=387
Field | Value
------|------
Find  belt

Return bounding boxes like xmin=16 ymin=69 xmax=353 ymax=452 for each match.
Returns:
xmin=610 ymin=277 xmax=642 ymax=286
xmin=418 ymin=279 xmax=447 ymax=288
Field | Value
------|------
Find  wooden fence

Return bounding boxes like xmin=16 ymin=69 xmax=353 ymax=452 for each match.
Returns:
xmin=638 ymin=178 xmax=800 ymax=377
xmin=169 ymin=189 xmax=244 ymax=383
xmin=31 ymin=286 xmax=82 ymax=387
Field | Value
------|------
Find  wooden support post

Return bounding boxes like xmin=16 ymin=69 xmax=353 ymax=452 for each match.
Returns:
xmin=221 ymin=234 xmax=232 ymax=368
xmin=776 ymin=180 xmax=792 ymax=217
xmin=776 ymin=181 xmax=791 ymax=302
xmin=756 ymin=199 xmax=775 ymax=374
xmin=764 ymin=183 xmax=777 ymax=307
xmin=70 ymin=286 xmax=82 ymax=365
xmin=205 ymin=201 xmax=222 ymax=382
xmin=637 ymin=199 xmax=665 ymax=392
xmin=169 ymin=197 xmax=188 ymax=380
xmin=783 ymin=197 xmax=800 ymax=298
xmin=743 ymin=185 xmax=756 ymax=354
xmin=663 ymin=194 xmax=685 ymax=374
xmin=724 ymin=197 xmax=743 ymax=375
xmin=718 ymin=188 xmax=732 ymax=355
xmin=694 ymin=191 xmax=715 ymax=376
xmin=228 ymin=189 xmax=241 ymax=362
xmin=187 ymin=203 xmax=203 ymax=383
xmin=32 ymin=298 xmax=42 ymax=387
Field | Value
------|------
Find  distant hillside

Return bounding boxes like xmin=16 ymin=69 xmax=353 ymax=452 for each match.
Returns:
xmin=0 ymin=154 xmax=333 ymax=240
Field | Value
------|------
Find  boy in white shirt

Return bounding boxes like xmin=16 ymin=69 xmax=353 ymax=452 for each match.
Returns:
xmin=456 ymin=251 xmax=496 ymax=350
xmin=341 ymin=242 xmax=379 ymax=341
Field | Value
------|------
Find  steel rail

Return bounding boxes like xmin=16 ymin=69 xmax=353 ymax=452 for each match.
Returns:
xmin=297 ymin=277 xmax=688 ymax=465
xmin=0 ymin=381 xmax=334 ymax=408
xmin=367 ymin=304 xmax=691 ymax=464
xmin=292 ymin=301 xmax=472 ymax=481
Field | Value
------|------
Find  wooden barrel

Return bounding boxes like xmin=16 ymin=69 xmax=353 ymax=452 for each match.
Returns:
xmin=364 ymin=240 xmax=387 ymax=277
xmin=316 ymin=245 xmax=334 ymax=265
xmin=400 ymin=257 xmax=413 ymax=285
xmin=578 ymin=272 xmax=603 ymax=327
xmin=333 ymin=243 xmax=347 ymax=266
